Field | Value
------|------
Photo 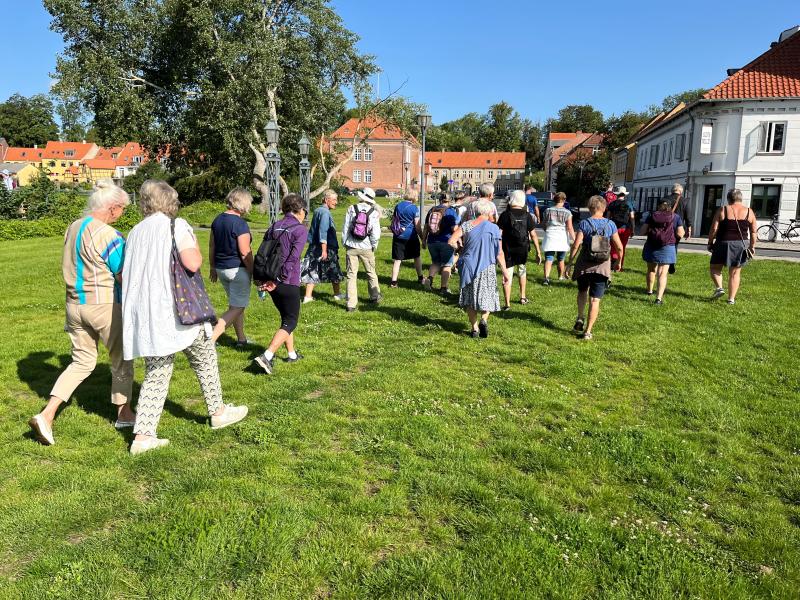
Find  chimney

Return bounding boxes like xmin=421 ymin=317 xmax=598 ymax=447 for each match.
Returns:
xmin=34 ymin=144 xmax=38 ymax=148
xmin=726 ymin=68 xmax=741 ymax=76
xmin=82 ymin=140 xmax=86 ymax=144
xmin=576 ymin=130 xmax=583 ymax=135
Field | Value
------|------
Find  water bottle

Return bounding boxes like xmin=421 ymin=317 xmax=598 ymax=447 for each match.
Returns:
xmin=258 ymin=289 xmax=267 ymax=301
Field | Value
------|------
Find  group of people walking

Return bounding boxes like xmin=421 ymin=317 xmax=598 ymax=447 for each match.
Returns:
xmin=28 ymin=176 xmax=757 ymax=452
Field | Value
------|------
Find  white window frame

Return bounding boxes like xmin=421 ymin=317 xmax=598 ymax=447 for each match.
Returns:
xmin=353 ymin=148 xmax=362 ymax=161
xmin=649 ymin=145 xmax=659 ymax=168
xmin=364 ymin=147 xmax=373 ymax=161
xmin=364 ymin=170 xmax=372 ymax=183
xmin=667 ymin=139 xmax=673 ymax=164
xmin=488 ymin=170 xmax=494 ymax=179
xmin=758 ymin=121 xmax=787 ymax=154
xmin=352 ymin=169 xmax=361 ymax=183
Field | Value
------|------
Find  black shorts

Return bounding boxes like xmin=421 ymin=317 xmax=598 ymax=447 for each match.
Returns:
xmin=577 ymin=273 xmax=609 ymax=299
xmin=392 ymin=235 xmax=421 ymax=261
xmin=269 ymin=282 xmax=301 ymax=333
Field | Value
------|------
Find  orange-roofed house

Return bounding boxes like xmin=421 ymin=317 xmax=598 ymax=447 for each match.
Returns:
xmin=329 ymin=118 xmax=422 ymax=195
xmin=426 ymin=151 xmax=526 ymax=195
xmin=627 ymin=25 xmax=800 ymax=234
xmin=546 ymin=133 xmax=604 ymax=192
xmin=113 ymin=142 xmax=147 ymax=179
xmin=40 ymin=141 xmax=99 ymax=183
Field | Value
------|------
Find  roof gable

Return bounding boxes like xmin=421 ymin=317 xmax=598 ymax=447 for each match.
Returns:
xmin=330 ymin=118 xmax=417 ymax=144
xmin=704 ymin=28 xmax=800 ymax=99
xmin=42 ymin=141 xmax=98 ymax=160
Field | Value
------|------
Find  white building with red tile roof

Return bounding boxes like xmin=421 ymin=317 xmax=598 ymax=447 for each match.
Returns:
xmin=625 ymin=25 xmax=800 ymax=233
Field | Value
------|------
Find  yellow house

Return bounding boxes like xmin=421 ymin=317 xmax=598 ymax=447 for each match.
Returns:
xmin=0 ymin=162 xmax=41 ymax=187
xmin=39 ymin=141 xmax=99 ymax=184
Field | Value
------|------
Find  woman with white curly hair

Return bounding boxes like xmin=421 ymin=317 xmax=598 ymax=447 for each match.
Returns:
xmin=29 ymin=179 xmax=135 ymax=446
xmin=448 ymin=199 xmax=510 ymax=338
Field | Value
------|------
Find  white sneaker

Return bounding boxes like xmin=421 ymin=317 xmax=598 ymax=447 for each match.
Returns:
xmin=29 ymin=414 xmax=54 ymax=445
xmin=130 ymin=437 xmax=170 ymax=455
xmin=302 ymin=297 xmax=315 ymax=304
xmin=210 ymin=404 xmax=249 ymax=430
xmin=423 ymin=277 xmax=432 ymax=291
xmin=333 ymin=294 xmax=347 ymax=301
xmin=711 ymin=287 xmax=725 ymax=300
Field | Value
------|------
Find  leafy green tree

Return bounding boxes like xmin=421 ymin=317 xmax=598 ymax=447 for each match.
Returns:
xmin=601 ymin=111 xmax=651 ymax=150
xmin=522 ymin=120 xmax=545 ymax=171
xmin=439 ymin=174 xmax=449 ymax=192
xmin=16 ymin=170 xmax=59 ymax=219
xmin=555 ymin=152 xmax=611 ymax=205
xmin=482 ymin=102 xmax=524 ymax=152
xmin=45 ymin=0 xmax=419 ymax=207
xmin=525 ymin=171 xmax=545 ymax=191
xmin=122 ymin=160 xmax=172 ymax=194
xmin=53 ymin=91 xmax=90 ymax=141
xmin=652 ymin=88 xmax=709 ymax=114
xmin=547 ymin=104 xmax=605 ymax=135
xmin=0 ymin=94 xmax=59 ymax=147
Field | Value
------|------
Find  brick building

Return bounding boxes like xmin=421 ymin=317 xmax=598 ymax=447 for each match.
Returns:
xmin=329 ymin=118 xmax=423 ymax=195
xmin=545 ymin=132 xmax=604 ymax=191
xmin=426 ymin=151 xmax=526 ymax=194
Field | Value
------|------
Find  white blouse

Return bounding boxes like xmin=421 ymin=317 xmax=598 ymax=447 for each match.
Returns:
xmin=122 ymin=213 xmax=202 ymax=359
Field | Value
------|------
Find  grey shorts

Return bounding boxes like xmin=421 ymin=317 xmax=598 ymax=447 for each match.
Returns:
xmin=217 ymin=266 xmax=251 ymax=308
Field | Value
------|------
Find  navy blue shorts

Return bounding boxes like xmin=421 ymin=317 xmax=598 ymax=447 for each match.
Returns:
xmin=577 ymin=273 xmax=609 ymax=299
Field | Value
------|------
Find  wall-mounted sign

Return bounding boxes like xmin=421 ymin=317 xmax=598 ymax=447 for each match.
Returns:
xmin=761 ymin=177 xmax=775 ymax=181
xmin=700 ymin=123 xmax=713 ymax=155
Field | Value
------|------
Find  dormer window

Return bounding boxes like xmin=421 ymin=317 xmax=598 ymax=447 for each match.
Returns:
xmin=498 ymin=160 xmax=502 ymax=165
xmin=65 ymin=150 xmax=75 ymax=157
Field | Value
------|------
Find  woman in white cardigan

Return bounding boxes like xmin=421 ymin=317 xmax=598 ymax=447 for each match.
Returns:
xmin=122 ymin=180 xmax=248 ymax=455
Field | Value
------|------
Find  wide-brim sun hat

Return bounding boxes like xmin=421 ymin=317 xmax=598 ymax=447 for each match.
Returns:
xmin=614 ymin=185 xmax=628 ymax=196
xmin=357 ymin=187 xmax=377 ymax=204
xmin=1 ymin=169 xmax=9 ymax=175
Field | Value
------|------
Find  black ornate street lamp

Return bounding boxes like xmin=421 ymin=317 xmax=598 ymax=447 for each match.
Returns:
xmin=264 ymin=119 xmax=281 ymax=224
xmin=298 ymin=133 xmax=311 ymax=215
xmin=416 ymin=113 xmax=432 ymax=216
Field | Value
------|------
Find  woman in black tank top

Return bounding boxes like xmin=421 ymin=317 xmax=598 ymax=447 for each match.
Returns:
xmin=706 ymin=189 xmax=757 ymax=304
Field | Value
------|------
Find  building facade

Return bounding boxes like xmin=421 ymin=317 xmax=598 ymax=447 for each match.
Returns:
xmin=626 ymin=26 xmax=800 ymax=235
xmin=329 ymin=118 xmax=422 ymax=195
xmin=426 ymin=151 xmax=526 ymax=195
xmin=546 ymin=132 xmax=604 ymax=191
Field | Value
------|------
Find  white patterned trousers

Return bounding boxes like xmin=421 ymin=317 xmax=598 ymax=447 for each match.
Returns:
xmin=133 ymin=330 xmax=224 ymax=436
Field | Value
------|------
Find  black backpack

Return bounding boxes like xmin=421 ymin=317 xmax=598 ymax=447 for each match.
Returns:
xmin=507 ymin=211 xmax=530 ymax=247
xmin=608 ymin=200 xmax=631 ymax=227
xmin=253 ymin=223 xmax=299 ymax=281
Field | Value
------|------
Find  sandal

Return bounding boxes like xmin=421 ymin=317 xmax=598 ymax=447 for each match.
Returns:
xmin=519 ymin=297 xmax=529 ymax=305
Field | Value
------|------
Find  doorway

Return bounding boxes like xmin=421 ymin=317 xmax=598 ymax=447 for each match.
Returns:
xmin=701 ymin=185 xmax=724 ymax=236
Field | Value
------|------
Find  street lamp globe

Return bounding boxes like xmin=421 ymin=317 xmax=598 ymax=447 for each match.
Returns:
xmin=265 ymin=120 xmax=280 ymax=146
xmin=416 ymin=113 xmax=432 ymax=130
xmin=298 ymin=133 xmax=311 ymax=157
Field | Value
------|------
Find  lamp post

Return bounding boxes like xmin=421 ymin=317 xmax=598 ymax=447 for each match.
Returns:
xmin=576 ymin=158 xmax=587 ymax=205
xmin=264 ymin=119 xmax=281 ymax=224
xmin=298 ymin=132 xmax=311 ymax=216
xmin=416 ymin=113 xmax=432 ymax=216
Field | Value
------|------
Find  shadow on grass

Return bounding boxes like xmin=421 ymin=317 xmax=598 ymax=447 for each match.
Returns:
xmin=367 ymin=303 xmax=469 ymax=335
xmin=607 ymin=281 xmax=702 ymax=302
xmin=16 ymin=351 xmax=210 ymax=431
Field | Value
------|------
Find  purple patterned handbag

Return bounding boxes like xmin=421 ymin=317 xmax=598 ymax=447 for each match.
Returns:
xmin=170 ymin=218 xmax=218 ymax=326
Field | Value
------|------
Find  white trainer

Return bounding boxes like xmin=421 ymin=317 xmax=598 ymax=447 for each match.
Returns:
xmin=302 ymin=297 xmax=315 ymax=304
xmin=29 ymin=414 xmax=54 ymax=446
xmin=210 ymin=404 xmax=249 ymax=430
xmin=333 ymin=294 xmax=347 ymax=301
xmin=130 ymin=437 xmax=170 ymax=455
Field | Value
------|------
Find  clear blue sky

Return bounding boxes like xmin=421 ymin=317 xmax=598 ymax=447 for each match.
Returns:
xmin=3 ymin=0 xmax=799 ymax=126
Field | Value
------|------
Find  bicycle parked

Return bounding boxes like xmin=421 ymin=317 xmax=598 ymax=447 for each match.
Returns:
xmin=756 ymin=214 xmax=800 ymax=244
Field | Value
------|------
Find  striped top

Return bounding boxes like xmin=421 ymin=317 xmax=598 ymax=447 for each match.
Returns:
xmin=62 ymin=217 xmax=125 ymax=305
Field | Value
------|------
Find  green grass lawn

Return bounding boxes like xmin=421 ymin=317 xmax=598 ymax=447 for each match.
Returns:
xmin=0 ymin=229 xmax=799 ymax=599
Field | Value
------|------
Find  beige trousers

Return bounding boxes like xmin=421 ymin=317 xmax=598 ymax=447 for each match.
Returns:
xmin=345 ymin=247 xmax=380 ymax=309
xmin=50 ymin=303 xmax=133 ymax=406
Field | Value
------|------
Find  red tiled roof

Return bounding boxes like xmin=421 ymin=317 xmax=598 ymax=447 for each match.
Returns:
xmin=84 ymin=158 xmax=117 ymax=169
xmin=42 ymin=141 xmax=97 ymax=160
xmin=704 ymin=28 xmax=800 ymax=99
xmin=68 ymin=165 xmax=81 ymax=175
xmin=4 ymin=147 xmax=44 ymax=161
xmin=330 ymin=118 xmax=418 ymax=144
xmin=115 ymin=142 xmax=145 ymax=165
xmin=426 ymin=151 xmax=525 ymax=169
xmin=548 ymin=132 xmax=581 ymax=141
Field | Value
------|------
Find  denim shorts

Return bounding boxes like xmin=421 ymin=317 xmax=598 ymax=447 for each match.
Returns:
xmin=428 ymin=241 xmax=455 ymax=267
xmin=544 ymin=250 xmax=567 ymax=262
xmin=577 ymin=273 xmax=609 ymax=299
xmin=217 ymin=266 xmax=251 ymax=308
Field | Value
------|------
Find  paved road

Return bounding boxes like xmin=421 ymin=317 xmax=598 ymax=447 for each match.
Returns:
xmin=624 ymin=236 xmax=800 ymax=262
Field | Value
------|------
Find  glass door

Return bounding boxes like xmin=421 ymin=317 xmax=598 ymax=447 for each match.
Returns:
xmin=701 ymin=185 xmax=724 ymax=236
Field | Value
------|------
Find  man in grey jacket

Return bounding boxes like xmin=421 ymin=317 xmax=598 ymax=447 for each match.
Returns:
xmin=342 ymin=187 xmax=382 ymax=312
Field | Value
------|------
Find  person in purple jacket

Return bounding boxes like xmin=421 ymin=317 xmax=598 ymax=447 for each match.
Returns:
xmin=253 ymin=194 xmax=308 ymax=374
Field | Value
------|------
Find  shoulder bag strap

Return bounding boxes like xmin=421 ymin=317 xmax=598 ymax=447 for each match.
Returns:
xmin=170 ymin=218 xmax=178 ymax=253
